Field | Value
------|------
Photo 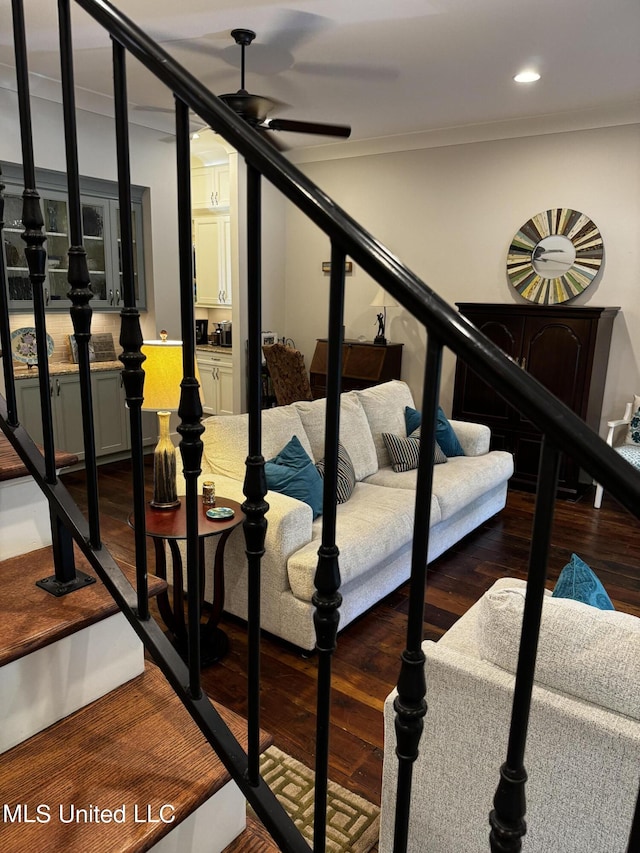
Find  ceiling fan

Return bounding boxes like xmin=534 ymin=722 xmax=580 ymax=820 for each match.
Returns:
xmin=218 ymin=28 xmax=351 ymax=145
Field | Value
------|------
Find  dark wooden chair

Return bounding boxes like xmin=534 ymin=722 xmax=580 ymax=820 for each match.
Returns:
xmin=262 ymin=343 xmax=313 ymax=406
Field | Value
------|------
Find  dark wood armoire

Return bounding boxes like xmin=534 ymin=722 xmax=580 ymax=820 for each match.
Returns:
xmin=452 ymin=303 xmax=619 ymax=497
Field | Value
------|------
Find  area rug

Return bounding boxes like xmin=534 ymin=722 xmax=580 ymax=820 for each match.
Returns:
xmin=258 ymin=744 xmax=380 ymax=853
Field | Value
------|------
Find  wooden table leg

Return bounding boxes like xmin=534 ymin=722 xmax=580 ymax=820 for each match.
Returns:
xmin=200 ymin=528 xmax=234 ymax=664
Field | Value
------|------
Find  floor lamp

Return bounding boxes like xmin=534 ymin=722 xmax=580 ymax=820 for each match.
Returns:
xmin=141 ymin=334 xmax=185 ymax=510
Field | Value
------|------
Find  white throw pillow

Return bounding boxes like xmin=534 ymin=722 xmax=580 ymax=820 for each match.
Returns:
xmin=477 ymin=586 xmax=640 ymax=720
xmin=294 ymin=393 xmax=378 ymax=481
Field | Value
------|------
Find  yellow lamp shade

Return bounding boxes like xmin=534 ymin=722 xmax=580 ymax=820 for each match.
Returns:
xmin=141 ymin=339 xmax=184 ymax=413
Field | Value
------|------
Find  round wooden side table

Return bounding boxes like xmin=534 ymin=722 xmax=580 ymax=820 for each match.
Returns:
xmin=128 ymin=496 xmax=244 ymax=665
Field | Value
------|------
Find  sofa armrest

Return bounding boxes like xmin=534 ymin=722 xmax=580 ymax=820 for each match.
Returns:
xmin=449 ymin=420 xmax=491 ymax=456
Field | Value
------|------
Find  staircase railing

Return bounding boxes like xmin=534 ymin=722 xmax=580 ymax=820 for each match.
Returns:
xmin=1 ymin=1 xmax=639 ymax=852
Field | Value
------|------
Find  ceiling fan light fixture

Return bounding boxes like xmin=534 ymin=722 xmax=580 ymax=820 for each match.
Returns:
xmin=514 ymin=69 xmax=541 ymax=84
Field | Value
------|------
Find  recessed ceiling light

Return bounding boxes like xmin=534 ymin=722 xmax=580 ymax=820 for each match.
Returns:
xmin=514 ymin=70 xmax=541 ymax=83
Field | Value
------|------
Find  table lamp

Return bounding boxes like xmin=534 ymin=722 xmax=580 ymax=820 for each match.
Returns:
xmin=370 ymin=286 xmax=398 ymax=345
xmin=141 ymin=332 xmax=185 ymax=510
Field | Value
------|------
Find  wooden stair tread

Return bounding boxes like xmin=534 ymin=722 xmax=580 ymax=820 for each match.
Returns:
xmin=0 ymin=664 xmax=270 ymax=853
xmin=222 ymin=814 xmax=281 ymax=853
xmin=0 ymin=545 xmax=166 ymax=666
xmin=0 ymin=431 xmax=78 ymax=480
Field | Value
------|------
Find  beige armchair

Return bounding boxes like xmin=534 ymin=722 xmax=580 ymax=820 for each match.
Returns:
xmin=594 ymin=396 xmax=640 ymax=508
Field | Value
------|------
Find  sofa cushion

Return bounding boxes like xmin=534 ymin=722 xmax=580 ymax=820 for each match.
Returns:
xmin=552 ymin=553 xmax=615 ymax=610
xmin=477 ymin=585 xmax=640 ymax=720
xmin=265 ymin=435 xmax=323 ymax=518
xmin=382 ymin=431 xmax=447 ymax=471
xmin=315 ymin=442 xmax=356 ymax=503
xmin=355 ymin=381 xmax=416 ymax=468
xmin=293 ymin=393 xmax=378 ymax=481
xmin=286 ymin=482 xmax=427 ymax=602
xmin=201 ymin=407 xmax=314 ymax=481
xmin=430 ymin=452 xmax=514 ymax=522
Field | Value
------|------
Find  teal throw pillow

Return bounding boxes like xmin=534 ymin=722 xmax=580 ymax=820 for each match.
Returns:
xmin=552 ymin=553 xmax=615 ymax=610
xmin=404 ymin=405 xmax=465 ymax=457
xmin=265 ymin=435 xmax=323 ymax=518
xmin=315 ymin=442 xmax=356 ymax=504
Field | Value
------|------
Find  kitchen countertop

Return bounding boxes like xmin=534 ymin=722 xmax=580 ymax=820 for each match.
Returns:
xmin=11 ymin=360 xmax=123 ymax=379
xmin=9 ymin=347 xmax=233 ymax=379
xmin=195 ymin=345 xmax=233 ymax=355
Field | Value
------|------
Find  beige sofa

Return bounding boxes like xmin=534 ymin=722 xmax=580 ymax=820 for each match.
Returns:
xmin=379 ymin=577 xmax=640 ymax=852
xmin=181 ymin=380 xmax=513 ymax=650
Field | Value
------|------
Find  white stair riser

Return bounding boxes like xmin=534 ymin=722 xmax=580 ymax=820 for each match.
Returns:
xmin=149 ymin=781 xmax=246 ymax=853
xmin=1 ymin=612 xmax=143 ymax=753
xmin=0 ymin=477 xmax=52 ymax=560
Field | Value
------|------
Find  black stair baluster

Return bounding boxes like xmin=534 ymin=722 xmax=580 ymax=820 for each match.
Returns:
xmin=392 ymin=332 xmax=442 ymax=853
xmin=243 ymin=161 xmax=268 ymax=787
xmin=57 ymin=0 xmax=101 ymax=549
xmin=11 ymin=0 xmax=56 ymax=484
xmin=175 ymin=96 xmax=205 ymax=697
xmin=313 ymin=240 xmax=346 ymax=853
xmin=112 ymin=37 xmax=149 ymax=620
xmin=489 ymin=439 xmax=560 ymax=852
xmin=0 ymin=165 xmax=18 ymax=427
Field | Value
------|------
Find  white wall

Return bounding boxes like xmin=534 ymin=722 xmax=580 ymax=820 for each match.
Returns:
xmin=0 ymin=88 xmax=180 ymax=341
xmin=284 ymin=124 xmax=640 ymax=434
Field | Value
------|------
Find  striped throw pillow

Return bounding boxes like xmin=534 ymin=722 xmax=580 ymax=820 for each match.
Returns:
xmin=315 ymin=442 xmax=357 ymax=503
xmin=382 ymin=431 xmax=447 ymax=472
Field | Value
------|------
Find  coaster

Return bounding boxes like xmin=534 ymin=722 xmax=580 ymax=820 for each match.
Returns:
xmin=206 ymin=507 xmax=235 ymax=520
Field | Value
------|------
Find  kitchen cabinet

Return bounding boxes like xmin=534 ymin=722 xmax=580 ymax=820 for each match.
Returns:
xmin=309 ymin=339 xmax=403 ymax=399
xmin=452 ymin=303 xmax=619 ymax=497
xmin=15 ymin=369 xmax=155 ymax=463
xmin=191 ymin=164 xmax=230 ymax=210
xmin=196 ymin=350 xmax=233 ymax=415
xmin=193 ymin=213 xmax=232 ymax=306
xmin=2 ymin=165 xmax=146 ymax=312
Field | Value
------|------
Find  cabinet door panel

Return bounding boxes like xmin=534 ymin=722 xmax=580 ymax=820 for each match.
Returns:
xmin=91 ymin=371 xmax=129 ymax=456
xmin=217 ymin=363 xmax=234 ymax=415
xmin=453 ymin=315 xmax=525 ymax=424
xmin=523 ymin=318 xmax=592 ymax=416
xmin=52 ymin=374 xmax=85 ymax=458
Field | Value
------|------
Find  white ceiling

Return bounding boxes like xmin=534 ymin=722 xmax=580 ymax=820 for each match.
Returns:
xmin=1 ymin=0 xmax=639 ymax=155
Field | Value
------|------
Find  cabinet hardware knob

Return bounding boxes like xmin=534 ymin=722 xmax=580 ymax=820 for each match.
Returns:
xmin=44 ymin=287 xmax=49 ymax=306
xmin=116 ymin=289 xmax=120 ymax=305
xmin=109 ymin=288 xmax=114 ymax=305
xmin=56 ymin=379 xmax=61 ymax=396
xmin=521 ymin=357 xmax=526 ymax=371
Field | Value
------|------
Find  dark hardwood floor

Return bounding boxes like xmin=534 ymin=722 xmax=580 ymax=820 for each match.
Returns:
xmin=61 ymin=459 xmax=640 ymax=807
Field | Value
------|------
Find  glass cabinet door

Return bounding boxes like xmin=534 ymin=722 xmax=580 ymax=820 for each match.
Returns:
xmin=114 ymin=204 xmax=146 ymax=308
xmin=81 ymin=201 xmax=108 ymax=304
xmin=45 ymin=197 xmax=70 ymax=305
xmin=3 ymin=192 xmax=31 ymax=302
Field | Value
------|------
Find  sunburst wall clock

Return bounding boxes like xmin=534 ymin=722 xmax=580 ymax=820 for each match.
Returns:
xmin=506 ymin=208 xmax=604 ymax=304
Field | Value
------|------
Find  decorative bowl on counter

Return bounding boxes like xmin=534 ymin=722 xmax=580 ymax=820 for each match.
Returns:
xmin=10 ymin=327 xmax=55 ymax=365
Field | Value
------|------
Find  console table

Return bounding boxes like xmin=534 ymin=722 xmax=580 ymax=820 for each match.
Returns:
xmin=309 ymin=339 xmax=403 ymax=398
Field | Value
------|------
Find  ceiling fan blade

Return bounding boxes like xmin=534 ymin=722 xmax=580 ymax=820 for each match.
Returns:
xmin=293 ymin=61 xmax=399 ymax=82
xmin=267 ymin=118 xmax=351 ymax=138
xmin=257 ymin=126 xmax=288 ymax=152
